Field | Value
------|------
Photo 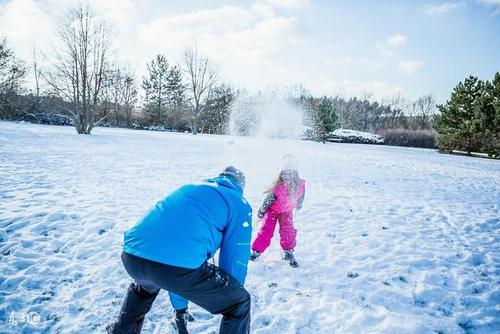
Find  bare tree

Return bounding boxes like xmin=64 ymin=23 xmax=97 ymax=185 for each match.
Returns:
xmin=44 ymin=4 xmax=111 ymax=134
xmin=121 ymin=73 xmax=138 ymax=126
xmin=183 ymin=47 xmax=217 ymax=135
xmin=28 ymin=46 xmax=45 ymax=117
xmin=415 ymin=94 xmax=436 ymax=129
xmin=383 ymin=94 xmax=407 ymax=129
xmin=32 ymin=47 xmax=42 ymax=98
xmin=0 ymin=37 xmax=26 ymax=119
xmin=103 ymin=66 xmax=137 ymax=126
xmin=359 ymin=92 xmax=374 ymax=132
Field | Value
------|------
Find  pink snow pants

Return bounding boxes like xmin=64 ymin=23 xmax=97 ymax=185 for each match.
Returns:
xmin=251 ymin=210 xmax=297 ymax=253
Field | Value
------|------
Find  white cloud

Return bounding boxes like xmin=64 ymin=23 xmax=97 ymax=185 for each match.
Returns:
xmin=264 ymin=0 xmax=311 ymax=10
xmin=0 ymin=0 xmax=55 ymax=60
xmin=385 ymin=34 xmax=408 ymax=48
xmin=0 ymin=0 xmax=142 ymax=68
xmin=377 ymin=34 xmax=408 ymax=56
xmin=398 ymin=60 xmax=424 ymax=74
xmin=136 ymin=6 xmax=257 ymax=61
xmin=424 ymin=2 xmax=465 ymax=15
xmin=135 ymin=4 xmax=303 ymax=93
xmin=251 ymin=1 xmax=276 ymax=17
xmin=0 ymin=0 xmax=305 ymax=94
xmin=136 ymin=6 xmax=300 ymax=59
xmin=478 ymin=0 xmax=500 ymax=14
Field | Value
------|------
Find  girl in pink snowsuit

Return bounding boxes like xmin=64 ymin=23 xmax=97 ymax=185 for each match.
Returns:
xmin=250 ymin=168 xmax=305 ymax=267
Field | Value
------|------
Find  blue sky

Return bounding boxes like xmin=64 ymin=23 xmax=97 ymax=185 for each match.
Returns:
xmin=0 ymin=0 xmax=499 ymax=103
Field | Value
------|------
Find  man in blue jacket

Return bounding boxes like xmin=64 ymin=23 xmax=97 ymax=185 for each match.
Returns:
xmin=107 ymin=167 xmax=252 ymax=334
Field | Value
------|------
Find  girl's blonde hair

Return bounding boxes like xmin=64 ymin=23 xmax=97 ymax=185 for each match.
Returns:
xmin=265 ymin=169 xmax=300 ymax=199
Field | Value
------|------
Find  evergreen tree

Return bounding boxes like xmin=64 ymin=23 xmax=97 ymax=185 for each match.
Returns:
xmin=316 ymin=97 xmax=340 ymax=142
xmin=473 ymin=73 xmax=500 ymax=156
xmin=434 ymin=75 xmax=487 ymax=154
xmin=142 ymin=54 xmax=169 ymax=125
xmin=199 ymin=85 xmax=234 ymax=134
xmin=0 ymin=38 xmax=27 ymax=119
xmin=166 ymin=65 xmax=186 ymax=129
xmin=489 ymin=73 xmax=500 ymax=156
xmin=167 ymin=66 xmax=184 ymax=107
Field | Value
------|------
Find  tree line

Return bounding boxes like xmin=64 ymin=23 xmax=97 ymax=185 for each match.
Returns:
xmin=294 ymin=92 xmax=437 ymax=145
xmin=0 ymin=4 xmax=497 ymax=156
xmin=0 ymin=5 xmax=231 ymax=135
xmin=0 ymin=4 xmax=437 ymax=140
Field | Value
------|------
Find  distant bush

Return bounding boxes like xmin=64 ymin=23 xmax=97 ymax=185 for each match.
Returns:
xmin=17 ymin=112 xmax=74 ymax=126
xmin=378 ymin=128 xmax=436 ymax=148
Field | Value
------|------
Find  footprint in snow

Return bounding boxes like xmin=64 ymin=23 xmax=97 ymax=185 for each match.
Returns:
xmin=414 ymin=298 xmax=427 ymax=307
xmin=45 ymin=213 xmax=67 ymax=222
xmin=254 ymin=315 xmax=272 ymax=328
xmin=397 ymin=276 xmax=408 ymax=283
xmin=347 ymin=272 xmax=360 ymax=279
xmin=33 ymin=191 xmax=49 ymax=196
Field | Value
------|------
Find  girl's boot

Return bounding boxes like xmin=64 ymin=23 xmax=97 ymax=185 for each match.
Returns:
xmin=283 ymin=249 xmax=298 ymax=268
xmin=250 ymin=251 xmax=261 ymax=261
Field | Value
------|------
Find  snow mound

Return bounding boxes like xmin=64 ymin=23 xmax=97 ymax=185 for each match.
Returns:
xmin=330 ymin=129 xmax=384 ymax=144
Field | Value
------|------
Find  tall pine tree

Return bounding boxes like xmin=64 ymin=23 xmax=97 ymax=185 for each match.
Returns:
xmin=473 ymin=73 xmax=500 ymax=156
xmin=434 ymin=75 xmax=480 ymax=153
xmin=434 ymin=74 xmax=500 ymax=155
xmin=166 ymin=65 xmax=186 ymax=129
xmin=199 ymin=85 xmax=234 ymax=134
xmin=142 ymin=55 xmax=169 ymax=125
xmin=490 ymin=73 xmax=500 ymax=156
xmin=316 ymin=97 xmax=340 ymax=143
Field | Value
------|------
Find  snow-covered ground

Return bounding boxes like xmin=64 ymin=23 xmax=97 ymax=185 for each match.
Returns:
xmin=0 ymin=121 xmax=499 ymax=334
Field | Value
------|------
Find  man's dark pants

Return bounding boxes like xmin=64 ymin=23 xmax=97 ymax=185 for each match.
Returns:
xmin=109 ymin=252 xmax=251 ymax=334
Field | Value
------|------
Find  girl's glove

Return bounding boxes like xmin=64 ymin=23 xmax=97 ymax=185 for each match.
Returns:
xmin=258 ymin=193 xmax=276 ymax=219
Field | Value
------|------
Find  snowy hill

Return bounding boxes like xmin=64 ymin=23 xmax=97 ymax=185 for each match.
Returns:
xmin=0 ymin=122 xmax=499 ymax=334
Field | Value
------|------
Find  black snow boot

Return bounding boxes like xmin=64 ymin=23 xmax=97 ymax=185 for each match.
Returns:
xmin=283 ymin=249 xmax=298 ymax=268
xmin=174 ymin=308 xmax=193 ymax=334
xmin=250 ymin=251 xmax=261 ymax=261
xmin=106 ymin=282 xmax=159 ymax=334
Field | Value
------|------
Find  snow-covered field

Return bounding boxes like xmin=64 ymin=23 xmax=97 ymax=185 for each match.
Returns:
xmin=0 ymin=121 xmax=499 ymax=334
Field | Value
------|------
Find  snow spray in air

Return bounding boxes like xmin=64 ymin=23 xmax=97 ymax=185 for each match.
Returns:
xmin=229 ymin=91 xmax=305 ymax=140
xmin=219 ymin=91 xmax=306 ymax=200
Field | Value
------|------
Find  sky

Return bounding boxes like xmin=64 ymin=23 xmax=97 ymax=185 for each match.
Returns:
xmin=0 ymin=0 xmax=499 ymax=103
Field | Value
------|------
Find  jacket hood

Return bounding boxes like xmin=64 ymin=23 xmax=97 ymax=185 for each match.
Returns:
xmin=205 ymin=176 xmax=244 ymax=194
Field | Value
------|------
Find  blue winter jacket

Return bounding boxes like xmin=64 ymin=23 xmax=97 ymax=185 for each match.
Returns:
xmin=123 ymin=176 xmax=253 ymax=287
